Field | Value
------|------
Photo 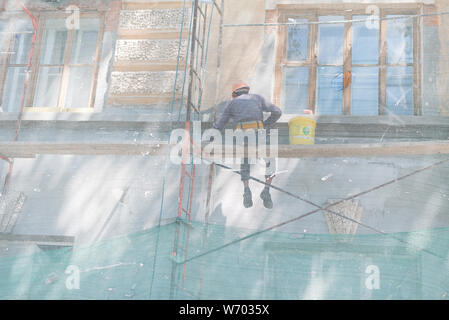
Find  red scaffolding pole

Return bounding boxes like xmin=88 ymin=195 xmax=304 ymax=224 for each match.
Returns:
xmin=1 ymin=0 xmax=38 ymax=197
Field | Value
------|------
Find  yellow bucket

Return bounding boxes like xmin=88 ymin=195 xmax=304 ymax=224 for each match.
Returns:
xmin=288 ymin=116 xmax=316 ymax=145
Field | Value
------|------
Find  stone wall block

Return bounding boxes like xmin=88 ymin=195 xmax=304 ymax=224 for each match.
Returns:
xmin=110 ymin=71 xmax=185 ymax=95
xmin=119 ymin=8 xmax=192 ymax=30
xmin=115 ymin=39 xmax=188 ymax=62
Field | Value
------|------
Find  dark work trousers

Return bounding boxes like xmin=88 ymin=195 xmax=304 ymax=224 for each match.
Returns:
xmin=240 ymin=129 xmax=276 ymax=182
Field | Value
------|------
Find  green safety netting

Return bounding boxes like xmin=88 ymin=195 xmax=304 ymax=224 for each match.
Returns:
xmin=0 ymin=221 xmax=448 ymax=300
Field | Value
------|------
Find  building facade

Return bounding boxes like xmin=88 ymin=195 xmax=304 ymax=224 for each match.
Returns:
xmin=0 ymin=0 xmax=448 ymax=299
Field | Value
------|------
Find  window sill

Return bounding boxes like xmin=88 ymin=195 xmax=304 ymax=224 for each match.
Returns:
xmin=0 ymin=113 xmax=447 ymax=126
xmin=0 ymin=113 xmax=447 ymax=143
xmin=278 ymin=115 xmax=449 ymax=127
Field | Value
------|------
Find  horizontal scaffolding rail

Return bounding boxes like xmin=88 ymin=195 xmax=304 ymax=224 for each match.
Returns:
xmin=0 ymin=233 xmax=75 ymax=246
xmin=1 ymin=140 xmax=449 ymax=158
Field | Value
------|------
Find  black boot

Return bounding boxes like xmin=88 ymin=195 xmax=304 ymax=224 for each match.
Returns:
xmin=260 ymin=187 xmax=273 ymax=209
xmin=243 ymin=187 xmax=253 ymax=208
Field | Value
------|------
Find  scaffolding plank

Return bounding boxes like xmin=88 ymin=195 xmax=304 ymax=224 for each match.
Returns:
xmin=0 ymin=142 xmax=167 ymax=157
xmin=0 ymin=234 xmax=75 ymax=246
xmin=275 ymin=141 xmax=449 ymax=158
xmin=1 ymin=141 xmax=449 ymax=158
xmin=214 ymin=140 xmax=449 ymax=158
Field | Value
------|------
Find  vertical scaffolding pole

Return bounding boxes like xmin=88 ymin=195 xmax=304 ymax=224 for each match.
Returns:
xmin=170 ymin=0 xmax=217 ymax=299
xmin=198 ymin=0 xmax=224 ymax=299
xmin=1 ymin=0 xmax=38 ymax=200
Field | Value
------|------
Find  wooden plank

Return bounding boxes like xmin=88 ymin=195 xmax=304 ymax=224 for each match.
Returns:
xmin=413 ymin=11 xmax=422 ymax=116
xmin=57 ymin=24 xmax=75 ymax=110
xmin=22 ymin=107 xmax=95 ymax=113
xmin=0 ymin=233 xmax=74 ymax=246
xmin=26 ymin=15 xmax=45 ymax=108
xmin=2 ymin=141 xmax=449 ymax=158
xmin=0 ymin=153 xmax=35 ymax=158
xmin=378 ymin=10 xmax=387 ymax=115
xmin=0 ymin=141 xmax=168 ymax=156
xmin=342 ymin=12 xmax=352 ymax=116
xmin=276 ymin=141 xmax=449 ymax=158
xmin=308 ymin=14 xmax=317 ymax=114
xmin=89 ymin=12 xmax=106 ymax=109
xmin=273 ymin=13 xmax=286 ymax=107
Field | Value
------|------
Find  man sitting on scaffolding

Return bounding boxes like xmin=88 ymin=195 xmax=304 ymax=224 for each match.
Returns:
xmin=213 ymin=81 xmax=282 ymax=209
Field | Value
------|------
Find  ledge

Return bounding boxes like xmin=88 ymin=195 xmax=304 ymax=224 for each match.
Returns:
xmin=0 ymin=233 xmax=75 ymax=246
xmin=280 ymin=115 xmax=449 ymax=126
xmin=2 ymin=140 xmax=449 ymax=158
xmin=0 ymin=113 xmax=448 ymax=125
xmin=0 ymin=114 xmax=448 ymax=142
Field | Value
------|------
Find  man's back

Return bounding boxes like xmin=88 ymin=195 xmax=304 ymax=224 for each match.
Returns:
xmin=226 ymin=93 xmax=265 ymax=122
xmin=213 ymin=93 xmax=281 ymax=130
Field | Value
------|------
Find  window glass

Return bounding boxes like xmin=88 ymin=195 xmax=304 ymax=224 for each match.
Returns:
xmin=386 ymin=66 xmax=413 ymax=115
xmin=318 ymin=16 xmax=344 ymax=65
xmin=316 ymin=66 xmax=343 ymax=115
xmin=286 ymin=18 xmax=308 ymax=61
xmin=65 ymin=66 xmax=94 ymax=108
xmin=282 ymin=67 xmax=309 ymax=114
xmin=1 ymin=20 xmax=33 ymax=112
xmin=9 ymin=20 xmax=34 ymax=65
xmin=1 ymin=67 xmax=26 ymax=112
xmin=33 ymin=66 xmax=63 ymax=107
xmin=1 ymin=17 xmax=100 ymax=111
xmin=387 ymin=15 xmax=413 ymax=65
xmin=0 ymin=20 xmax=7 ymax=55
xmin=352 ymin=15 xmax=379 ymax=65
xmin=40 ymin=19 xmax=67 ymax=65
xmin=10 ymin=32 xmax=33 ymax=65
xmin=70 ymin=19 xmax=99 ymax=65
xmin=351 ymin=67 xmax=379 ymax=115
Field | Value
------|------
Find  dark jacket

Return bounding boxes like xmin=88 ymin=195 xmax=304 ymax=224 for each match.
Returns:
xmin=213 ymin=93 xmax=282 ymax=131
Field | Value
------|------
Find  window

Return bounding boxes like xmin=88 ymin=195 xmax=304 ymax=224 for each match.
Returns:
xmin=263 ymin=243 xmax=421 ymax=299
xmin=0 ymin=13 xmax=104 ymax=112
xmin=276 ymin=6 xmax=421 ymax=116
xmin=0 ymin=19 xmax=33 ymax=112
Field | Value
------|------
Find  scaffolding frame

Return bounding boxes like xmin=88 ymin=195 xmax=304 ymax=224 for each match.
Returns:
xmin=0 ymin=0 xmax=448 ymax=300
xmin=170 ymin=0 xmax=224 ymax=300
xmin=166 ymin=1 xmax=449 ymax=298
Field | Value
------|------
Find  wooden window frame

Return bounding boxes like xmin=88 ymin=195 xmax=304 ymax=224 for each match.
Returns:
xmin=0 ymin=11 xmax=105 ymax=113
xmin=0 ymin=17 xmax=33 ymax=111
xmin=275 ymin=4 xmax=422 ymax=116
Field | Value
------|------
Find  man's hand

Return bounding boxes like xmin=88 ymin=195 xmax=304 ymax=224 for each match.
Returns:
xmin=202 ymin=135 xmax=215 ymax=143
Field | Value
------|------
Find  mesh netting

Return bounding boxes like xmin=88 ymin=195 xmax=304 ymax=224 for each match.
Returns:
xmin=0 ymin=221 xmax=448 ymax=300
